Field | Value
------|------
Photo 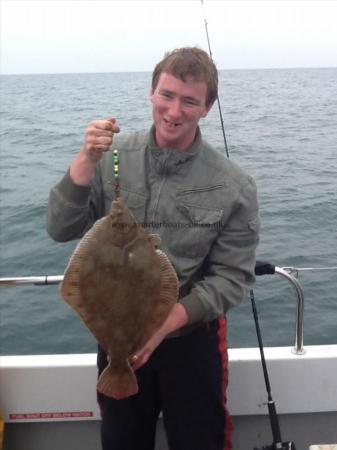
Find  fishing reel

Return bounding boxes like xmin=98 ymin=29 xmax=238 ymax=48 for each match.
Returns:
xmin=254 ymin=441 xmax=296 ymax=450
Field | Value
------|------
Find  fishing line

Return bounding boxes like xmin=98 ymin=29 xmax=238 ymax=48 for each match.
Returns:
xmin=200 ymin=0 xmax=230 ymax=159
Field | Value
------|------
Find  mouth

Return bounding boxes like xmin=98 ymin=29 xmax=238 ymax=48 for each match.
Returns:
xmin=163 ymin=118 xmax=181 ymax=128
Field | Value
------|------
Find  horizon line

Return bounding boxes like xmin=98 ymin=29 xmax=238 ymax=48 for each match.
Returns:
xmin=1 ymin=65 xmax=336 ymax=77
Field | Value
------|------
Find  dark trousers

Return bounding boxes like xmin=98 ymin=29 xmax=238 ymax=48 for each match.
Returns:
xmin=97 ymin=317 xmax=233 ymax=450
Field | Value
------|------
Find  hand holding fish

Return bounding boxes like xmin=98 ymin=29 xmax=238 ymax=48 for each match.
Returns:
xmin=70 ymin=118 xmax=120 ymax=186
xmin=130 ymin=303 xmax=188 ymax=371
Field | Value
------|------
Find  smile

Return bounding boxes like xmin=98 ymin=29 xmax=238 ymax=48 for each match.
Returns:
xmin=164 ymin=118 xmax=181 ymax=128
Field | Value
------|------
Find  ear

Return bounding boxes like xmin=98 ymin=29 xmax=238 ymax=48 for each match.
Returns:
xmin=200 ymin=105 xmax=213 ymax=118
xmin=150 ymin=88 xmax=155 ymax=104
xmin=201 ymin=101 xmax=214 ymax=118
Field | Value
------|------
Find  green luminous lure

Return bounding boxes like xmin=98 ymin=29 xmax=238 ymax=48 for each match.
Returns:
xmin=113 ymin=149 xmax=120 ymax=199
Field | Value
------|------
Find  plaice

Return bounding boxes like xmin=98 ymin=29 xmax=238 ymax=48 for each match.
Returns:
xmin=60 ymin=198 xmax=178 ymax=399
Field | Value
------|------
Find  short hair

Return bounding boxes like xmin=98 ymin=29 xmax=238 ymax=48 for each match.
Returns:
xmin=152 ymin=47 xmax=218 ymax=108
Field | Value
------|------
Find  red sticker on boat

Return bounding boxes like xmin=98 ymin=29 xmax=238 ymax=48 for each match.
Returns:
xmin=9 ymin=411 xmax=93 ymax=420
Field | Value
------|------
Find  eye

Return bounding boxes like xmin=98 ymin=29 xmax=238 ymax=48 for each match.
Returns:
xmin=161 ymin=92 xmax=173 ymax=99
xmin=183 ymin=97 xmax=200 ymax=107
xmin=184 ymin=99 xmax=197 ymax=106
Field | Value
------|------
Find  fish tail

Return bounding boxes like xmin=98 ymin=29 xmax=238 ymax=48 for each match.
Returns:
xmin=97 ymin=363 xmax=138 ymax=400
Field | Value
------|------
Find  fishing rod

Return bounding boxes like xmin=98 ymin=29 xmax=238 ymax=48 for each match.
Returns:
xmin=250 ymin=286 xmax=296 ymax=450
xmin=253 ymin=263 xmax=297 ymax=449
xmin=200 ymin=0 xmax=229 ymax=159
xmin=199 ymin=5 xmax=297 ymax=447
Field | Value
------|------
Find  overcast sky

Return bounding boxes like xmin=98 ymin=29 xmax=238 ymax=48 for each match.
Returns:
xmin=1 ymin=0 xmax=337 ymax=74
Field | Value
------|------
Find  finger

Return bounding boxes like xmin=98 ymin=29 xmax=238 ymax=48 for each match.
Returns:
xmin=89 ymin=128 xmax=114 ymax=138
xmin=130 ymin=354 xmax=139 ymax=366
xmin=91 ymin=119 xmax=120 ymax=133
xmin=129 ymin=354 xmax=139 ymax=370
xmin=130 ymin=352 xmax=150 ymax=371
xmin=104 ymin=120 xmax=120 ymax=133
xmin=86 ymin=134 xmax=112 ymax=149
xmin=93 ymin=136 xmax=113 ymax=146
xmin=85 ymin=140 xmax=110 ymax=153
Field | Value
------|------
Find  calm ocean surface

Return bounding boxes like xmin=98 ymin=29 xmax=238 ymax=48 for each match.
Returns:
xmin=0 ymin=68 xmax=336 ymax=356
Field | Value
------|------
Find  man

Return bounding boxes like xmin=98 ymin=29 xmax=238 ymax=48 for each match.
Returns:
xmin=47 ymin=47 xmax=259 ymax=450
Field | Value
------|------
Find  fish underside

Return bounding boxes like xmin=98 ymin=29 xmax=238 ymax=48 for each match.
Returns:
xmin=60 ymin=198 xmax=178 ymax=400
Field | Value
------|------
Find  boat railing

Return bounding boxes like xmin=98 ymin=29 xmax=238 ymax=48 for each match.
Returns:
xmin=275 ymin=267 xmax=305 ymax=355
xmin=0 ymin=275 xmax=63 ymax=286
xmin=2 ymin=262 xmax=337 ymax=355
xmin=254 ymin=262 xmax=305 ymax=355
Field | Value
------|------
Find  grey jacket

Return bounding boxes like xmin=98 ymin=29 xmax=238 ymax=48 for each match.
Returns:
xmin=47 ymin=127 xmax=260 ymax=328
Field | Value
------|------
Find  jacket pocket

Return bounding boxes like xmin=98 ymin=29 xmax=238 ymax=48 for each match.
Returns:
xmin=169 ymin=200 xmax=224 ymax=259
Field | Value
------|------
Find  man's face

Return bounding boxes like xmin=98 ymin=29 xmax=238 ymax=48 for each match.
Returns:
xmin=151 ymin=72 xmax=211 ymax=151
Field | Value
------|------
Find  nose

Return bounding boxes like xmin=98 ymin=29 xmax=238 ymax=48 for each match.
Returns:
xmin=167 ymin=98 xmax=182 ymax=120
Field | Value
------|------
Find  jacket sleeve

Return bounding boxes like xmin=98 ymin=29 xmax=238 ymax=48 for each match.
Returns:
xmin=46 ymin=167 xmax=105 ymax=242
xmin=180 ymin=176 xmax=260 ymax=324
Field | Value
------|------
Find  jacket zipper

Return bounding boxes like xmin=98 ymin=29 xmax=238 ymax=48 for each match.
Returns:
xmin=150 ymin=153 xmax=170 ymax=226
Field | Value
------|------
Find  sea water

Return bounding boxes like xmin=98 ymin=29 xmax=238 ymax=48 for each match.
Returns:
xmin=0 ymin=68 xmax=336 ymax=355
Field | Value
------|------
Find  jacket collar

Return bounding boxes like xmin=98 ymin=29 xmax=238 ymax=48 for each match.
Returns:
xmin=147 ymin=125 xmax=202 ymax=174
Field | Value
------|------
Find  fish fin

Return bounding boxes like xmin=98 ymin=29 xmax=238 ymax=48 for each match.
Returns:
xmin=157 ymin=249 xmax=179 ymax=305
xmin=60 ymin=219 xmax=105 ymax=307
xmin=140 ymin=250 xmax=179 ymax=344
xmin=97 ymin=362 xmax=138 ymax=400
xmin=60 ymin=228 xmax=94 ymax=304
